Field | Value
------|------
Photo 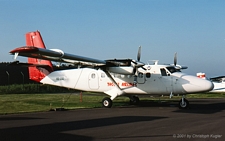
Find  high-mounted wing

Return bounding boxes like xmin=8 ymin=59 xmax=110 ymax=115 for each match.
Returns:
xmin=9 ymin=31 xmax=138 ymax=75
xmin=10 ymin=46 xmax=106 ymax=67
xmin=10 ymin=46 xmax=135 ymax=67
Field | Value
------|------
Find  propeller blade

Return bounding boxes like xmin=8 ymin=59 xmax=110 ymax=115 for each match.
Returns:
xmin=135 ymin=61 xmax=145 ymax=68
xmin=132 ymin=46 xmax=144 ymax=86
xmin=174 ymin=52 xmax=177 ymax=66
xmin=137 ymin=46 xmax=141 ymax=61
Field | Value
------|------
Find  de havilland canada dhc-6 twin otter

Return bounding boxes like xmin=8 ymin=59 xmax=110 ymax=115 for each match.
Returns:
xmin=9 ymin=31 xmax=214 ymax=109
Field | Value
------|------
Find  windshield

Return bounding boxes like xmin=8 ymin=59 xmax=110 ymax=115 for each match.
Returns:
xmin=166 ymin=67 xmax=181 ymax=73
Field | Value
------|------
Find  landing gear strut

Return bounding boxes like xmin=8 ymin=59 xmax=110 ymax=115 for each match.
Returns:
xmin=102 ymin=97 xmax=112 ymax=108
xmin=179 ymin=95 xmax=189 ymax=109
xmin=129 ymin=96 xmax=140 ymax=105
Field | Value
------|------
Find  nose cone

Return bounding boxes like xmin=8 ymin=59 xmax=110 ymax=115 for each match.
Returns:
xmin=182 ymin=75 xmax=214 ymax=93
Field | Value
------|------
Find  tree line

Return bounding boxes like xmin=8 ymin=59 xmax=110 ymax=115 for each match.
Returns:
xmin=0 ymin=62 xmax=78 ymax=94
xmin=0 ymin=62 xmax=33 ymax=85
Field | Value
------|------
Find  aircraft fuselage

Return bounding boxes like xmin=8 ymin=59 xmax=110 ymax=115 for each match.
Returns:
xmin=40 ymin=64 xmax=214 ymax=97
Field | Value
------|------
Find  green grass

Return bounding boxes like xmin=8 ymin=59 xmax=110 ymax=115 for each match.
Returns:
xmin=0 ymin=92 xmax=225 ymax=115
xmin=0 ymin=93 xmax=130 ymax=114
xmin=187 ymin=92 xmax=225 ymax=98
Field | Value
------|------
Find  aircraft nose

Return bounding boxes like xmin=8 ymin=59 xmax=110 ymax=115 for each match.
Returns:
xmin=182 ymin=75 xmax=214 ymax=93
xmin=200 ymin=79 xmax=214 ymax=92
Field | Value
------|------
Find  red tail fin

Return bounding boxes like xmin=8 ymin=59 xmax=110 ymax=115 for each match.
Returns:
xmin=26 ymin=31 xmax=53 ymax=82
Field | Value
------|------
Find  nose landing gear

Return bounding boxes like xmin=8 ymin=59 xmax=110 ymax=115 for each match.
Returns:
xmin=179 ymin=95 xmax=189 ymax=109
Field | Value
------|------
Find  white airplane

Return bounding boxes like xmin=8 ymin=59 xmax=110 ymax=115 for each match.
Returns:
xmin=9 ymin=31 xmax=214 ymax=109
xmin=197 ymin=73 xmax=225 ymax=93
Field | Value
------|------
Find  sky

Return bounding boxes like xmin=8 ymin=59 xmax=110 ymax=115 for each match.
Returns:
xmin=1 ymin=0 xmax=225 ymax=77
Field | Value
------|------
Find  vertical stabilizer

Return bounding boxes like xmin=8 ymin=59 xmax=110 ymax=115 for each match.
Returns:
xmin=26 ymin=31 xmax=53 ymax=82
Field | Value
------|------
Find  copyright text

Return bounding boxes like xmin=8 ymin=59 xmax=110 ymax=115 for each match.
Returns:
xmin=173 ymin=134 xmax=222 ymax=139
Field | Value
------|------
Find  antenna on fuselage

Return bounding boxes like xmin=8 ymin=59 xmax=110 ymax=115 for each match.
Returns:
xmin=148 ymin=60 xmax=159 ymax=65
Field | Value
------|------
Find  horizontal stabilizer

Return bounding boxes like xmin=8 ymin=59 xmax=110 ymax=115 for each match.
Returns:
xmin=8 ymin=61 xmax=51 ymax=68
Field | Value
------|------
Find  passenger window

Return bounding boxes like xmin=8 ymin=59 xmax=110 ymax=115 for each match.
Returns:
xmin=91 ymin=73 xmax=95 ymax=78
xmin=138 ymin=73 xmax=143 ymax=78
xmin=146 ymin=73 xmax=151 ymax=78
xmin=115 ymin=74 xmax=121 ymax=78
xmin=101 ymin=73 xmax=105 ymax=78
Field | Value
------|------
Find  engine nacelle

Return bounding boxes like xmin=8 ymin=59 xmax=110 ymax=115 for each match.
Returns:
xmin=50 ymin=49 xmax=64 ymax=57
xmin=107 ymin=66 xmax=134 ymax=75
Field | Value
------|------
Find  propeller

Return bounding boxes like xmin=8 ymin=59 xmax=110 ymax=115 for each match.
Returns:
xmin=174 ymin=52 xmax=177 ymax=66
xmin=137 ymin=46 xmax=141 ymax=62
xmin=172 ymin=52 xmax=188 ymax=70
xmin=132 ymin=46 xmax=145 ymax=85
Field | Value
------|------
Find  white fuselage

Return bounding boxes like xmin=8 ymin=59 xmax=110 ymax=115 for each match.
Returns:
xmin=40 ymin=64 xmax=214 ymax=98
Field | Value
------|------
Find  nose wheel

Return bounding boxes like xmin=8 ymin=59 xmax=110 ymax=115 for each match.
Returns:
xmin=179 ymin=97 xmax=189 ymax=109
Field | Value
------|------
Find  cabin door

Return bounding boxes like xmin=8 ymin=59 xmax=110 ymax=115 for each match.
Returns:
xmin=88 ymin=72 xmax=99 ymax=89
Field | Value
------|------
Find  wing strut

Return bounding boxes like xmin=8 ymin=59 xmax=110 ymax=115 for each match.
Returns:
xmin=103 ymin=70 xmax=125 ymax=100
xmin=104 ymin=71 xmax=121 ymax=90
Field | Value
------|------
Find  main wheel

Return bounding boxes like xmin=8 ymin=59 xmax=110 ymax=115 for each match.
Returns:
xmin=130 ymin=96 xmax=140 ymax=105
xmin=102 ymin=97 xmax=112 ymax=108
xmin=179 ymin=98 xmax=189 ymax=109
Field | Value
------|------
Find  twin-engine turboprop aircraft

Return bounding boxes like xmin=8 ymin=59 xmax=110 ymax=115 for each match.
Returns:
xmin=9 ymin=31 xmax=214 ymax=109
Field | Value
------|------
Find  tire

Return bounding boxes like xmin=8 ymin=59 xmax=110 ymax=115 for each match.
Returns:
xmin=179 ymin=98 xmax=189 ymax=109
xmin=102 ymin=97 xmax=112 ymax=108
xmin=130 ymin=96 xmax=140 ymax=105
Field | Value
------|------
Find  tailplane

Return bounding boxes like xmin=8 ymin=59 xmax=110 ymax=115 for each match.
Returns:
xmin=26 ymin=31 xmax=53 ymax=82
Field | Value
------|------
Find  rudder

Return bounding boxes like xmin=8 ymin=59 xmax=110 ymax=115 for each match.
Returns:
xmin=26 ymin=31 xmax=53 ymax=82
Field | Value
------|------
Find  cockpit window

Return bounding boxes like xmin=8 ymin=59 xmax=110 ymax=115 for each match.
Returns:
xmin=166 ymin=67 xmax=180 ymax=73
xmin=160 ymin=68 xmax=167 ymax=76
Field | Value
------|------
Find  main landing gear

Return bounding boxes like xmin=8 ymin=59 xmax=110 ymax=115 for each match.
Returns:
xmin=129 ymin=96 xmax=140 ymax=105
xmin=102 ymin=97 xmax=113 ymax=108
xmin=179 ymin=95 xmax=189 ymax=109
xmin=102 ymin=96 xmax=140 ymax=108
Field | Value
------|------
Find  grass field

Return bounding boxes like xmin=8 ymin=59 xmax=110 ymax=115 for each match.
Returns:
xmin=0 ymin=92 xmax=225 ymax=115
xmin=0 ymin=93 xmax=130 ymax=114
